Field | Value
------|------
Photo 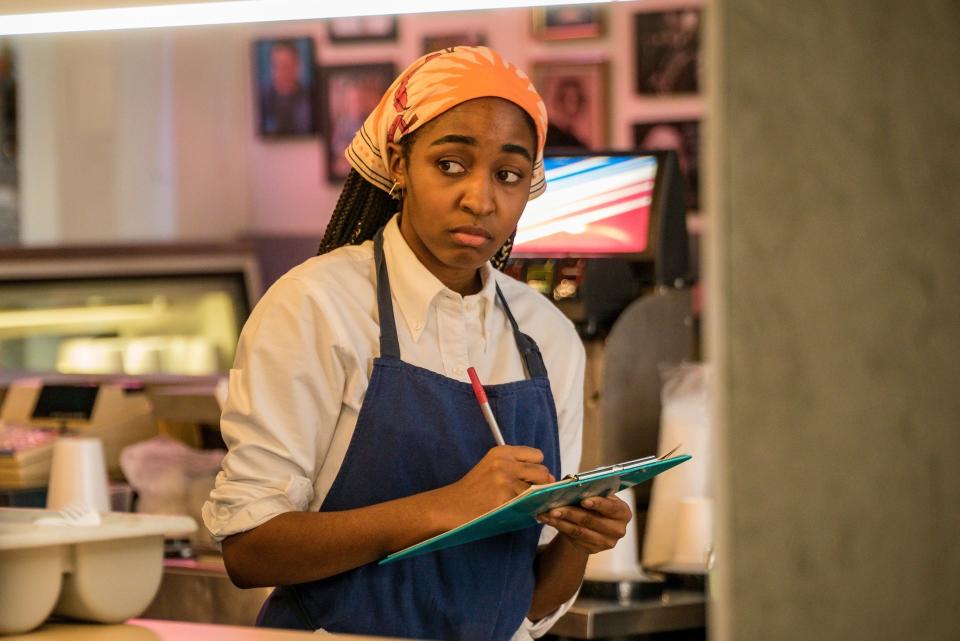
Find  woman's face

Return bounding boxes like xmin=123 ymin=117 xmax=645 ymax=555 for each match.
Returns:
xmin=388 ymin=97 xmax=536 ymax=290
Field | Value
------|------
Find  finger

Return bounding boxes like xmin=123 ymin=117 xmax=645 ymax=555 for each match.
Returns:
xmin=546 ymin=515 xmax=612 ymax=552
xmin=510 ymin=479 xmax=531 ymax=497
xmin=514 ymin=462 xmax=555 ymax=485
xmin=502 ymin=445 xmax=544 ymax=464
xmin=549 ymin=507 xmax=627 ymax=539
xmin=581 ymin=496 xmax=632 ymax=519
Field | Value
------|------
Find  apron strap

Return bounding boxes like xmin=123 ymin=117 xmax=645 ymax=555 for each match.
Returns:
xmin=495 ymin=284 xmax=549 ymax=380
xmin=373 ymin=225 xmax=549 ymax=379
xmin=374 ymin=228 xmax=401 ymax=360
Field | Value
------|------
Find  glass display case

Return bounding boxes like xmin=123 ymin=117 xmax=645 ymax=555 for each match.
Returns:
xmin=0 ymin=243 xmax=259 ymax=376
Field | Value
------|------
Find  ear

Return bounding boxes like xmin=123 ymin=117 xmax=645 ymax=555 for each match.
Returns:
xmin=385 ymin=142 xmax=406 ymax=188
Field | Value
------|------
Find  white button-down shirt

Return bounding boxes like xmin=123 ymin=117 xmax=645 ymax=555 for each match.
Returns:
xmin=203 ymin=215 xmax=585 ymax=638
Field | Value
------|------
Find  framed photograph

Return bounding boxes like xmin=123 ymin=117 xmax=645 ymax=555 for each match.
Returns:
xmin=635 ymin=9 xmax=702 ymax=95
xmin=532 ymin=6 xmax=604 ymax=40
xmin=634 ymin=120 xmax=701 ymax=212
xmin=322 ymin=63 xmax=396 ymax=183
xmin=327 ymin=16 xmax=398 ymax=43
xmin=253 ymin=37 xmax=317 ymax=137
xmin=534 ymin=61 xmax=608 ymax=150
xmin=422 ymin=32 xmax=486 ymax=55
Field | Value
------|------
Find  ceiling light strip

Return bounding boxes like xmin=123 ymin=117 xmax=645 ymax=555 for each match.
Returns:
xmin=0 ymin=0 xmax=612 ymax=36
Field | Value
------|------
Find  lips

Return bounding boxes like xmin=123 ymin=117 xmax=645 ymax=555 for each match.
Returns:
xmin=449 ymin=225 xmax=492 ymax=248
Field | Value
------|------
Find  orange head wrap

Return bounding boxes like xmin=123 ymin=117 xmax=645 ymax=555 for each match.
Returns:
xmin=345 ymin=46 xmax=548 ymax=200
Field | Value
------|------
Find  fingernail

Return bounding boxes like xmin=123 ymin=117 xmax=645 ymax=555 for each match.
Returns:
xmin=583 ymin=499 xmax=594 ymax=507
xmin=552 ymin=510 xmax=562 ymax=518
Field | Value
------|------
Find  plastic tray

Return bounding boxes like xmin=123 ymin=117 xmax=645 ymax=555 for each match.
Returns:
xmin=0 ymin=508 xmax=196 ymax=635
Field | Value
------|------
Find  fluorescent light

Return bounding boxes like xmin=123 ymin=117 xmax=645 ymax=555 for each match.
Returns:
xmin=0 ymin=303 xmax=162 ymax=331
xmin=0 ymin=0 xmax=613 ymax=36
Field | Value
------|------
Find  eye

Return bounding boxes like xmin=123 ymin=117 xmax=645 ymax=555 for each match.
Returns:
xmin=497 ymin=169 xmax=522 ymax=184
xmin=438 ymin=159 xmax=466 ymax=174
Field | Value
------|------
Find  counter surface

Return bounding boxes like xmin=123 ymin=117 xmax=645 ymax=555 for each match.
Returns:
xmin=550 ymin=590 xmax=706 ymax=639
xmin=4 ymin=619 xmax=409 ymax=641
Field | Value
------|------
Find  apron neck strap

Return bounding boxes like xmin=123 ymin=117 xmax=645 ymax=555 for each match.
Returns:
xmin=374 ymin=228 xmax=402 ymax=360
xmin=495 ymin=284 xmax=549 ymax=379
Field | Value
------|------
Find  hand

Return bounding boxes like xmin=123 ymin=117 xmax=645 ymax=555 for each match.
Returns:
xmin=537 ymin=495 xmax=632 ymax=555
xmin=436 ymin=445 xmax=555 ymax=530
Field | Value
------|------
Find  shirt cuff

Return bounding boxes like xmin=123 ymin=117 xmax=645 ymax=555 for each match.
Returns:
xmin=521 ymin=585 xmax=581 ymax=638
xmin=202 ymin=476 xmax=311 ymax=542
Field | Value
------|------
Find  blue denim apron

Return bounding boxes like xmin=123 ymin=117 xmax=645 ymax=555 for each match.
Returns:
xmin=256 ymin=229 xmax=561 ymax=640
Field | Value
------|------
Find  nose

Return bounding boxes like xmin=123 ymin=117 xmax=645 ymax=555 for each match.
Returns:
xmin=460 ymin=172 xmax=495 ymax=217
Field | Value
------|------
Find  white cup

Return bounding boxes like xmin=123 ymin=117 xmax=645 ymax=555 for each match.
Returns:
xmin=46 ymin=437 xmax=110 ymax=513
xmin=672 ymin=496 xmax=714 ymax=567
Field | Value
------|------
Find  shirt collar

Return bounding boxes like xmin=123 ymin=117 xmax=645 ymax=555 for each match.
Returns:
xmin=382 ymin=215 xmax=499 ymax=343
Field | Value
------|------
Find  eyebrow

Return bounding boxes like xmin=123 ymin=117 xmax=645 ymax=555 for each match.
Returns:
xmin=429 ymin=134 xmax=533 ymax=163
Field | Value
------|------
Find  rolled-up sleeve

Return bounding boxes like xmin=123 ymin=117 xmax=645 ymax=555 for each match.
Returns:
xmin=202 ymin=276 xmax=346 ymax=542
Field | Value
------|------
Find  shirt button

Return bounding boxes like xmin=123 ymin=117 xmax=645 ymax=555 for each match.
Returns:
xmin=465 ymin=301 xmax=475 ymax=311
xmin=453 ymin=366 xmax=465 ymax=377
xmin=413 ymin=321 xmax=423 ymax=331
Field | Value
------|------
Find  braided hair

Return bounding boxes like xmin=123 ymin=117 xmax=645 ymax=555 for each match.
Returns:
xmin=316 ymin=169 xmax=397 ymax=256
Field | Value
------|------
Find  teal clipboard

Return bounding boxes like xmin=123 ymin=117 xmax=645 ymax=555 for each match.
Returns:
xmin=379 ymin=453 xmax=691 ymax=565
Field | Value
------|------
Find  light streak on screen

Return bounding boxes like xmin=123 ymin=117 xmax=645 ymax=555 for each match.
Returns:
xmin=514 ymin=155 xmax=658 ymax=255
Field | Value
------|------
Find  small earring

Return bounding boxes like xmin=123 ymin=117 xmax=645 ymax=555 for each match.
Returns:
xmin=388 ymin=181 xmax=403 ymax=200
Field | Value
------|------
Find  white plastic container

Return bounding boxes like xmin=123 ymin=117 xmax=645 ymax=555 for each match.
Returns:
xmin=0 ymin=508 xmax=196 ymax=635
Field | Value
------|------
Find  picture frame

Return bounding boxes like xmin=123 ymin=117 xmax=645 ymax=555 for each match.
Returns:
xmin=532 ymin=6 xmax=605 ymax=40
xmin=327 ymin=16 xmax=398 ymax=43
xmin=634 ymin=120 xmax=701 ymax=212
xmin=421 ymin=32 xmax=487 ymax=55
xmin=253 ymin=37 xmax=317 ymax=137
xmin=635 ymin=9 xmax=702 ymax=95
xmin=534 ymin=61 xmax=608 ymax=150
xmin=321 ymin=63 xmax=396 ymax=183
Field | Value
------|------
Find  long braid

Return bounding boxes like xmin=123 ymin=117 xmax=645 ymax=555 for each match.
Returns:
xmin=317 ymin=170 xmax=397 ymax=255
xmin=489 ymin=231 xmax=515 ymax=271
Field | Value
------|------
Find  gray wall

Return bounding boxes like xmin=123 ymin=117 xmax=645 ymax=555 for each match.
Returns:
xmin=708 ymin=2 xmax=960 ymax=640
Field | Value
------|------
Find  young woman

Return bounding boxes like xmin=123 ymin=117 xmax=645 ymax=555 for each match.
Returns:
xmin=203 ymin=47 xmax=632 ymax=641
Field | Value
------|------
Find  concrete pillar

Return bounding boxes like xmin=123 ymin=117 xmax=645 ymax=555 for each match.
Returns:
xmin=707 ymin=2 xmax=960 ymax=640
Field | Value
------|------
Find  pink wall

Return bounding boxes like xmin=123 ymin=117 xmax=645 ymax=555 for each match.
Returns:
xmin=16 ymin=2 xmax=704 ymax=245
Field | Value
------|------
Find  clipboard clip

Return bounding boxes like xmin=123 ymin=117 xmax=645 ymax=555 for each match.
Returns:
xmin=564 ymin=446 xmax=684 ymax=484
xmin=568 ymin=455 xmax=659 ymax=483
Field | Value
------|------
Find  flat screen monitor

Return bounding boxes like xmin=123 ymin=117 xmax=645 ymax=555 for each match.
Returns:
xmin=31 ymin=384 xmax=99 ymax=421
xmin=512 ymin=151 xmax=676 ymax=259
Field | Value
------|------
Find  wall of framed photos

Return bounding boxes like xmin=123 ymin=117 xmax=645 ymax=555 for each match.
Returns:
xmin=13 ymin=0 xmax=705 ymax=245
xmin=248 ymin=0 xmax=706 ymax=237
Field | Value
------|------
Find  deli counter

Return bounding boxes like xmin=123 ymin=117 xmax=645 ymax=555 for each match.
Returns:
xmin=0 ymin=242 xmax=260 ymax=378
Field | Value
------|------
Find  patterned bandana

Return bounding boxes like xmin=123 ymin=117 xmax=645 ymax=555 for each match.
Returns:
xmin=345 ymin=46 xmax=548 ymax=200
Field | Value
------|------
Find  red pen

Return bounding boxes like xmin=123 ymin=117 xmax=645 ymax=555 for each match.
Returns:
xmin=467 ymin=366 xmax=506 ymax=446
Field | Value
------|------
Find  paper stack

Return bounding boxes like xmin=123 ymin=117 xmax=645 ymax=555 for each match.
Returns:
xmin=0 ymin=423 xmax=58 ymax=488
